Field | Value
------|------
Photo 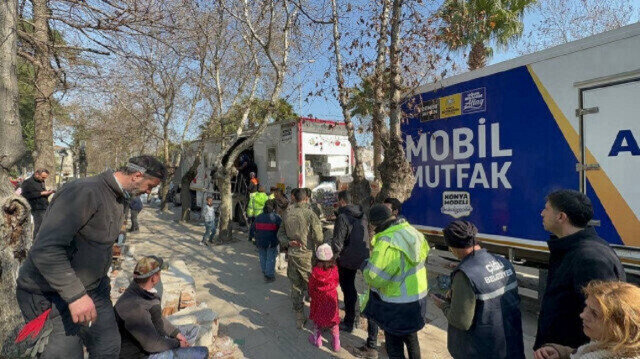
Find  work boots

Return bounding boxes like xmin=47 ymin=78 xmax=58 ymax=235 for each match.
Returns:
xmin=354 ymin=345 xmax=379 ymax=359
xmin=295 ymin=311 xmax=306 ymax=329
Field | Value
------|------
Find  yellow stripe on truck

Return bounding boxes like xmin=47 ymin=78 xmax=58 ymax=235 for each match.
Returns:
xmin=527 ymin=65 xmax=640 ymax=247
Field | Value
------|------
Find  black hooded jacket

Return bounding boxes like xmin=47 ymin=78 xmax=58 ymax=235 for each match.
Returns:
xmin=331 ymin=204 xmax=369 ymax=270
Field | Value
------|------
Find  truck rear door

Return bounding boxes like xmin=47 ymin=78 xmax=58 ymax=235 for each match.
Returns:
xmin=579 ymin=78 xmax=640 ymax=246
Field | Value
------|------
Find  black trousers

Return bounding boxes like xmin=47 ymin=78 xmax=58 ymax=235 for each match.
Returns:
xmin=385 ymin=331 xmax=420 ymax=359
xmin=17 ymin=277 xmax=121 ymax=358
xmin=129 ymin=209 xmax=140 ymax=230
xmin=366 ymin=319 xmax=379 ymax=348
xmin=32 ymin=210 xmax=46 ymax=238
xmin=338 ymin=266 xmax=358 ymax=327
xmin=339 ymin=266 xmax=379 ymax=348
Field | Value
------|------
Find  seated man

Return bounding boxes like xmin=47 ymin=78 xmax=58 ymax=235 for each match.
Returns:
xmin=115 ymin=256 xmax=208 ymax=359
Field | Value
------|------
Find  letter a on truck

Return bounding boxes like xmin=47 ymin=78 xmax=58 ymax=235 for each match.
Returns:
xmin=401 ymin=23 xmax=640 ymax=266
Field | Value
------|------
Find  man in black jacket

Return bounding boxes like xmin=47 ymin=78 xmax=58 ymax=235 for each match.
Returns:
xmin=330 ymin=191 xmax=379 ymax=357
xmin=115 ymin=256 xmax=208 ymax=359
xmin=534 ymin=189 xmax=625 ymax=350
xmin=16 ymin=155 xmax=166 ymax=358
xmin=20 ymin=168 xmax=54 ymax=237
xmin=332 ymin=190 xmax=369 ymax=331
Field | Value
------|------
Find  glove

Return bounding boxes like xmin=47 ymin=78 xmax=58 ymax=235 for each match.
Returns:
xmin=22 ymin=319 xmax=53 ymax=358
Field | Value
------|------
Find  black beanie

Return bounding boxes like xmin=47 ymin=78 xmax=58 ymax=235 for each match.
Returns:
xmin=369 ymin=204 xmax=392 ymax=226
xmin=443 ymin=220 xmax=478 ymax=248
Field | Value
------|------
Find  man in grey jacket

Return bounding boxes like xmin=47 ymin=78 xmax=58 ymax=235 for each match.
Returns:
xmin=115 ymin=256 xmax=208 ymax=359
xmin=16 ymin=155 xmax=166 ymax=358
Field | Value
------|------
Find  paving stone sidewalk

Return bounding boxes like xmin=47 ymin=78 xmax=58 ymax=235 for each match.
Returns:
xmin=125 ymin=206 xmax=535 ymax=359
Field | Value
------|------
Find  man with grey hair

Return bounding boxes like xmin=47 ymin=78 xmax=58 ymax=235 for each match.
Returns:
xmin=16 ymin=155 xmax=166 ymax=358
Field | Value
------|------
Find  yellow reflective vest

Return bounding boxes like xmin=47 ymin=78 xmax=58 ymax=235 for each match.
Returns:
xmin=247 ymin=192 xmax=269 ymax=217
xmin=362 ymin=221 xmax=429 ymax=305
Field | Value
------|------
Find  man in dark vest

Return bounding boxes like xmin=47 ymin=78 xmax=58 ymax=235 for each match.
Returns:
xmin=431 ymin=220 xmax=525 ymax=359
xmin=20 ymin=168 xmax=54 ymax=237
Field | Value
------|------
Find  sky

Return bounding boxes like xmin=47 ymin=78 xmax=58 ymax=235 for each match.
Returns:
xmin=293 ymin=1 xmax=640 ymax=122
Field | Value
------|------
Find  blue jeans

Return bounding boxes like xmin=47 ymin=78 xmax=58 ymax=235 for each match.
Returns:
xmin=258 ymin=246 xmax=278 ymax=278
xmin=203 ymin=221 xmax=216 ymax=242
xmin=148 ymin=325 xmax=208 ymax=359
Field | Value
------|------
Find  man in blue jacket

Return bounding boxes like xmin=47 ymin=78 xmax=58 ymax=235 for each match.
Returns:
xmin=254 ymin=200 xmax=282 ymax=282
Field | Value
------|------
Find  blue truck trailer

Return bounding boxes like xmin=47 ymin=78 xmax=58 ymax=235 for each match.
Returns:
xmin=402 ymin=23 xmax=640 ymax=269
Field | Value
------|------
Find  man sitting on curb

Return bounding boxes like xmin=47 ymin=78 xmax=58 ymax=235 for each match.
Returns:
xmin=114 ymin=256 xmax=209 ymax=359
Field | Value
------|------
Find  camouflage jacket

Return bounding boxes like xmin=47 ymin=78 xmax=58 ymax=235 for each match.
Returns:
xmin=278 ymin=202 xmax=324 ymax=260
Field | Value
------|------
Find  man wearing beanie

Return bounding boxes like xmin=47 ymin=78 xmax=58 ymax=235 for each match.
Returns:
xmin=361 ymin=204 xmax=429 ymax=359
xmin=431 ymin=220 xmax=524 ymax=359
xmin=115 ymin=256 xmax=208 ymax=359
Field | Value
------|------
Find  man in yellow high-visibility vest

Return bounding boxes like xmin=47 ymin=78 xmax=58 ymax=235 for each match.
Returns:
xmin=247 ymin=186 xmax=269 ymax=243
xmin=361 ymin=204 xmax=429 ymax=359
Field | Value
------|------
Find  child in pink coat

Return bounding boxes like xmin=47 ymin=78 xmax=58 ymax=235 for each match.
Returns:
xmin=308 ymin=244 xmax=341 ymax=352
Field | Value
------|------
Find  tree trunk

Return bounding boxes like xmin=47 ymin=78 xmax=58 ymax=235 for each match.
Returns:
xmin=372 ymin=0 xmax=390 ymax=185
xmin=179 ymin=154 xmax=202 ymax=222
xmin=159 ymin=124 xmax=171 ymax=211
xmin=468 ymin=41 xmax=487 ymax=70
xmin=32 ymin=0 xmax=56 ymax=188
xmin=1 ymin=0 xmax=26 ymax=199
xmin=376 ymin=0 xmax=415 ymax=203
xmin=330 ymin=0 xmax=371 ymax=208
xmin=215 ymin=168 xmax=234 ymax=243
xmin=0 ymin=3 xmax=31 ymax=353
xmin=0 ymin=195 xmax=32 ymax=355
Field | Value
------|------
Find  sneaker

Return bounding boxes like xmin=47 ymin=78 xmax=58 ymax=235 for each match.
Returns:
xmin=332 ymin=335 xmax=341 ymax=352
xmin=354 ymin=345 xmax=378 ymax=359
xmin=264 ymin=276 xmax=276 ymax=283
xmin=308 ymin=332 xmax=322 ymax=348
xmin=339 ymin=322 xmax=354 ymax=333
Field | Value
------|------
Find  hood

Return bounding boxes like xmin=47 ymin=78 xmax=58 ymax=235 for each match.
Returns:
xmin=339 ymin=204 xmax=364 ymax=219
xmin=375 ymin=222 xmax=428 ymax=265
xmin=312 ymin=265 xmax=338 ymax=290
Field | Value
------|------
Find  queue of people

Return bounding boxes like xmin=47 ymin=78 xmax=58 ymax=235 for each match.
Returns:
xmin=260 ymin=187 xmax=639 ymax=359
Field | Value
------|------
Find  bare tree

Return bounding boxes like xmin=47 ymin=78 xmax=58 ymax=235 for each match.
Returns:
xmin=1 ymin=0 xmax=26 ymax=195
xmin=205 ymin=0 xmax=297 ymax=243
xmin=329 ymin=0 xmax=371 ymax=206
xmin=371 ymin=0 xmax=391 ymax=183
xmin=518 ymin=0 xmax=637 ymax=54
xmin=17 ymin=0 xmax=167 ymax=187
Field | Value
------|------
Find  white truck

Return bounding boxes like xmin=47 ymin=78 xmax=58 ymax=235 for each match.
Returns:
xmin=181 ymin=117 xmax=353 ymax=221
xmin=402 ymin=23 xmax=640 ymax=270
